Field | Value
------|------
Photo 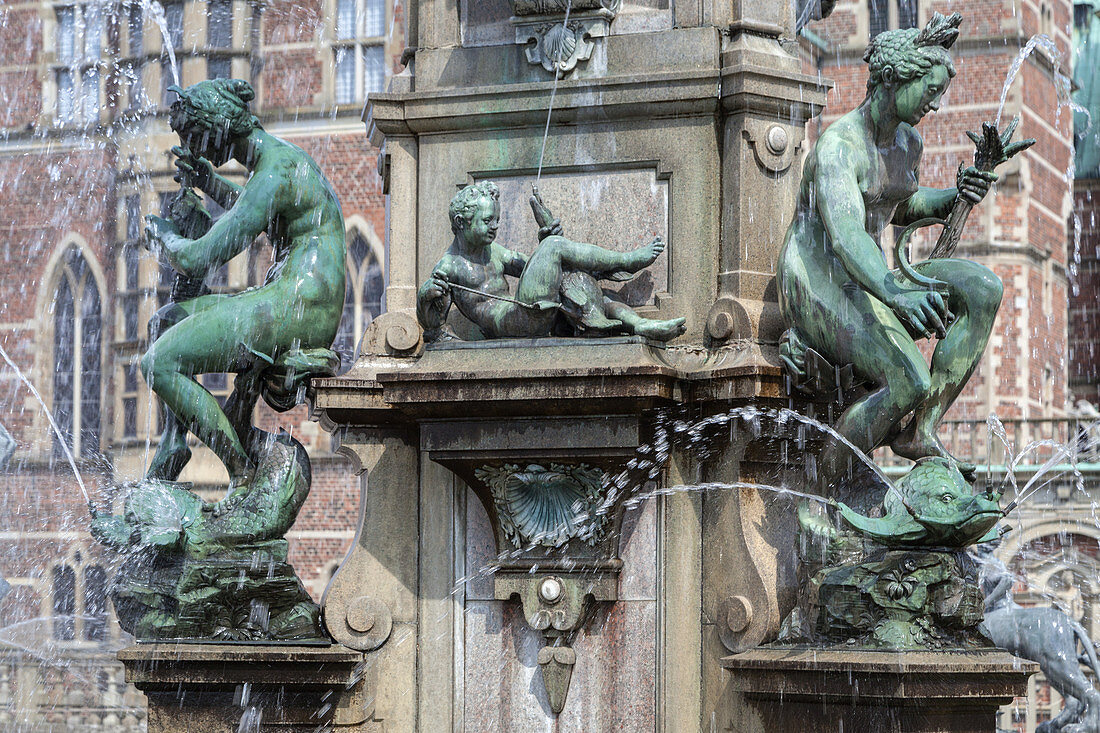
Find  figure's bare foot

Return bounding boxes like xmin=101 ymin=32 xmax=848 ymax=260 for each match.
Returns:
xmin=891 ymin=425 xmax=977 ymax=479
xmin=626 ymin=237 xmax=665 ymax=271
xmin=632 ymin=317 xmax=686 ymax=342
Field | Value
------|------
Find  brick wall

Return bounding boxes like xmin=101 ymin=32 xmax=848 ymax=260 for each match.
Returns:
xmin=1070 ymin=178 xmax=1100 ymax=403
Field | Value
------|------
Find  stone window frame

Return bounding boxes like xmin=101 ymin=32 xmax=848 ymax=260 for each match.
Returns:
xmin=331 ymin=0 xmax=389 ymax=106
xmin=335 ymin=220 xmax=386 ymax=366
xmin=50 ymin=1 xmax=104 ymax=126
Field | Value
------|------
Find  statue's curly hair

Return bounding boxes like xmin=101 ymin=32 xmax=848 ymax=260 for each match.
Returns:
xmin=863 ymin=12 xmax=962 ymax=90
xmin=449 ymin=181 xmax=500 ymax=234
xmin=169 ymin=78 xmax=260 ymax=138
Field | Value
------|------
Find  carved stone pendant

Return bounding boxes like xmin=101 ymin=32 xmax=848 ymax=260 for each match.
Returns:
xmin=537 ymin=643 xmax=577 ymax=714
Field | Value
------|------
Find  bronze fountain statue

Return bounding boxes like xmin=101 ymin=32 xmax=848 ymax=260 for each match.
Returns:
xmin=89 ymin=78 xmax=346 ymax=642
xmin=776 ymin=13 xmax=1036 ymax=649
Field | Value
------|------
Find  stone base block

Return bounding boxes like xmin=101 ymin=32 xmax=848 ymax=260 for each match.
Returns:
xmin=720 ymin=648 xmax=1035 ymax=732
xmin=119 ymin=643 xmax=372 ymax=732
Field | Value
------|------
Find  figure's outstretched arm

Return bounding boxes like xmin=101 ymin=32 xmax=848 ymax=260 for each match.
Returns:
xmin=145 ymin=171 xmax=275 ymax=278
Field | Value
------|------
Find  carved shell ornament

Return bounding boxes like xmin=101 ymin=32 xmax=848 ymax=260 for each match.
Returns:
xmin=541 ymin=23 xmax=579 ymax=69
xmin=476 ymin=463 xmax=609 ymax=548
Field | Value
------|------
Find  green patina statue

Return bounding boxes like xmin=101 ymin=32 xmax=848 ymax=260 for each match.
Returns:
xmin=88 ymin=78 xmax=346 ymax=642
xmin=778 ymin=12 xmax=1031 ymax=495
xmin=785 ymin=457 xmax=1008 ymax=649
xmin=776 ymin=13 xmax=1034 ymax=650
xmin=417 ymin=182 xmax=685 ymax=342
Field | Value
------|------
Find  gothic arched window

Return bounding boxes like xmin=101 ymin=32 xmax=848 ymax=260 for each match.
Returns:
xmin=334 ymin=231 xmax=384 ymax=366
xmin=53 ymin=246 xmax=102 ymax=459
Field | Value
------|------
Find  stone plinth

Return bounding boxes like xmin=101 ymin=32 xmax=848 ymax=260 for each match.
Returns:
xmin=119 ymin=644 xmax=371 ymax=732
xmin=720 ymin=648 xmax=1036 ymax=732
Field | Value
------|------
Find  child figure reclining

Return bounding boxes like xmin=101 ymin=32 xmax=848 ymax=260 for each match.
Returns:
xmin=417 ymin=181 xmax=686 ymax=342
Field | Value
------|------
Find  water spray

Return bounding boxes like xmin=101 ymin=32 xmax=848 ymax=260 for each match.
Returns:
xmin=0 ymin=344 xmax=89 ymax=503
xmin=534 ymin=0 xmax=574 ymax=192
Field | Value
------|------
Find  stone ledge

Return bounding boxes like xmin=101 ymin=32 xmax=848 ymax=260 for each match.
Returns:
xmin=313 ymin=339 xmax=787 ymax=427
xmin=120 ymin=644 xmax=372 ymax=732
xmin=721 ymin=648 xmax=1036 ymax=733
xmin=119 ymin=643 xmax=363 ymax=686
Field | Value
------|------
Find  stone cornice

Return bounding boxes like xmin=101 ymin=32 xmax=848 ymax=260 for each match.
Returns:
xmin=312 ymin=338 xmax=787 ymax=430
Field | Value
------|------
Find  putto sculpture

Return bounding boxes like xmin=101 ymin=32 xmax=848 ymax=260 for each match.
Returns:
xmin=417 ymin=182 xmax=685 ymax=343
xmin=89 ymin=78 xmax=346 ymax=642
xmin=776 ymin=13 xmax=1033 ymax=649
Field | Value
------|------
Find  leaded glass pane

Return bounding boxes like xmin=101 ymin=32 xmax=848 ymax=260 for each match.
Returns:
xmin=83 ymin=3 xmax=102 ymax=60
xmin=126 ymin=196 xmax=141 ymax=243
xmin=869 ymin=0 xmax=889 ymax=39
xmin=128 ymin=2 xmax=143 ymax=55
xmin=83 ymin=566 xmax=107 ymax=641
xmin=207 ymin=0 xmax=233 ymax=48
xmin=363 ymin=44 xmax=385 ymax=96
xmin=81 ymin=68 xmax=98 ymax=125
xmin=897 ymin=0 xmax=918 ymax=29
xmin=336 ymin=0 xmax=357 ymax=40
xmin=52 ymin=566 xmax=76 ymax=640
xmin=57 ymin=70 xmax=74 ymax=124
xmin=80 ymin=278 xmax=101 ymax=457
xmin=53 ymin=275 xmax=74 ymax=457
xmin=363 ymin=259 xmax=383 ymax=318
xmin=56 ymin=7 xmax=75 ymax=64
xmin=365 ymin=0 xmax=385 ymax=37
xmin=335 ymin=47 xmax=355 ymax=104
xmin=164 ymin=1 xmax=184 ymax=49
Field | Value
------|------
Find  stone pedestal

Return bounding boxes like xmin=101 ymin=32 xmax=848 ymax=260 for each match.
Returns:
xmin=119 ymin=644 xmax=371 ymax=732
xmin=720 ymin=648 xmax=1036 ymax=732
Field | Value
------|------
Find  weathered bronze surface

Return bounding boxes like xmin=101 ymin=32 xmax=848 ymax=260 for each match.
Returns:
xmin=777 ymin=12 xmax=1031 ymax=496
xmin=417 ymin=182 xmax=685 ymax=343
xmin=774 ymin=14 xmax=1035 ymax=650
xmin=90 ymin=79 xmax=345 ymax=642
